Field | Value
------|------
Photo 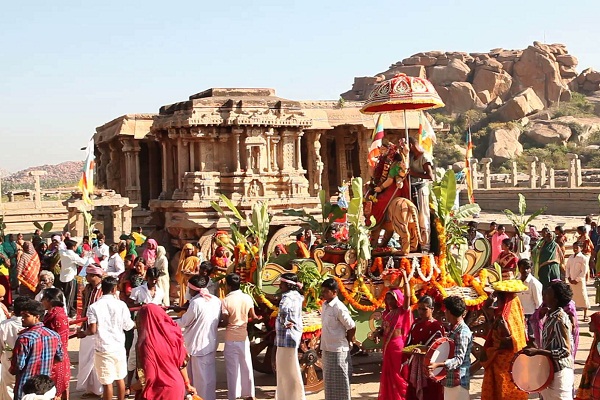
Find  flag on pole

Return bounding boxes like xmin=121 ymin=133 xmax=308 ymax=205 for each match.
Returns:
xmin=465 ymin=127 xmax=475 ymax=204
xmin=78 ymin=138 xmax=95 ymax=205
xmin=368 ymin=114 xmax=385 ymax=167
xmin=418 ymin=112 xmax=436 ymax=157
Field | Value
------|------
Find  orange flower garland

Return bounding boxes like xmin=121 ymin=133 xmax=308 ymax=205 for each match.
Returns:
xmin=333 ymin=276 xmax=388 ymax=312
xmin=370 ymin=257 xmax=384 ymax=274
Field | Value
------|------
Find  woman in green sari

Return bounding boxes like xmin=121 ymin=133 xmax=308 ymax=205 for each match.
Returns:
xmin=537 ymin=230 xmax=562 ymax=289
xmin=127 ymin=239 xmax=138 ymax=257
xmin=0 ymin=236 xmax=12 ymax=306
xmin=3 ymin=234 xmax=18 ymax=289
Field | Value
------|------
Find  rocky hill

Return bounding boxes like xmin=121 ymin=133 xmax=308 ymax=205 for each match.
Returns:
xmin=341 ymin=41 xmax=600 ymax=172
xmin=1 ymin=161 xmax=83 ymax=193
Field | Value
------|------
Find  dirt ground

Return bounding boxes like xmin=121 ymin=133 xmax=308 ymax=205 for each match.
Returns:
xmin=67 ymin=212 xmax=594 ymax=399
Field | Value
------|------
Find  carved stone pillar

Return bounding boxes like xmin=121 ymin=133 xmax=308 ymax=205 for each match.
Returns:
xmin=271 ymin=136 xmax=281 ymax=172
xmin=549 ymin=168 xmax=555 ymax=189
xmin=29 ymin=170 xmax=47 ymax=209
xmin=511 ymin=162 xmax=518 ymax=187
xmin=358 ymin=128 xmax=370 ymax=182
xmin=480 ymin=158 xmax=492 ymax=189
xmin=121 ymin=139 xmax=141 ymax=204
xmin=161 ymin=141 xmax=168 ymax=193
xmin=189 ymin=140 xmax=196 ymax=172
xmin=232 ymin=128 xmax=243 ymax=172
xmin=96 ymin=144 xmax=110 ymax=189
xmin=281 ymin=130 xmax=295 ymax=172
xmin=176 ymin=137 xmax=189 ymax=189
xmin=470 ymin=158 xmax=479 ymax=190
xmin=336 ymin=132 xmax=349 ymax=184
xmin=566 ymin=153 xmax=580 ymax=188
xmin=540 ymin=162 xmax=547 ymax=188
xmin=524 ymin=156 xmax=538 ymax=189
xmin=306 ymin=130 xmax=324 ymax=195
xmin=296 ymin=131 xmax=304 ymax=171
xmin=106 ymin=141 xmax=122 ymax=193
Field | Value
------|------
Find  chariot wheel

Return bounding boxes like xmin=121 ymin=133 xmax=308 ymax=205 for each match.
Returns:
xmin=271 ymin=333 xmax=324 ymax=393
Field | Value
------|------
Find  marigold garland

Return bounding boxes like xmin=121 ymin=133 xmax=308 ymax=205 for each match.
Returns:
xmin=333 ymin=276 xmax=388 ymax=311
xmin=371 ymin=257 xmax=384 ymax=274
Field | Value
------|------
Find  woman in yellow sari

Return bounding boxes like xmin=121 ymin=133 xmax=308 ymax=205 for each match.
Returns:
xmin=480 ymin=290 xmax=528 ymax=400
xmin=175 ymin=243 xmax=200 ymax=306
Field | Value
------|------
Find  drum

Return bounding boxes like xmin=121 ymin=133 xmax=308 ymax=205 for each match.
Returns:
xmin=509 ymin=351 xmax=554 ymax=393
xmin=423 ymin=337 xmax=455 ymax=382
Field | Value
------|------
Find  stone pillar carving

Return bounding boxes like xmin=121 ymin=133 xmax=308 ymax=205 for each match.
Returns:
xmin=480 ymin=158 xmax=492 ymax=189
xmin=281 ymin=130 xmax=295 ymax=172
xmin=511 ymin=162 xmax=518 ymax=187
xmin=271 ymin=136 xmax=281 ymax=172
xmin=29 ymin=170 xmax=47 ymax=209
xmin=566 ymin=153 xmax=581 ymax=188
xmin=111 ymin=205 xmax=124 ymax=241
xmin=549 ymin=168 xmax=555 ymax=189
xmin=265 ymin=129 xmax=273 ymax=173
xmin=96 ymin=144 xmax=110 ymax=189
xmin=232 ymin=128 xmax=243 ymax=172
xmin=176 ymin=137 xmax=189 ymax=189
xmin=540 ymin=162 xmax=547 ymax=188
xmin=189 ymin=140 xmax=196 ymax=172
xmin=470 ymin=158 xmax=479 ymax=190
xmin=358 ymin=128 xmax=371 ymax=182
xmin=296 ymin=131 xmax=304 ymax=171
xmin=161 ymin=141 xmax=168 ymax=193
xmin=525 ymin=156 xmax=538 ymax=189
xmin=106 ymin=141 xmax=122 ymax=193
xmin=306 ymin=130 xmax=324 ymax=195
xmin=121 ymin=139 xmax=142 ymax=204
xmin=336 ymin=132 xmax=349 ymax=184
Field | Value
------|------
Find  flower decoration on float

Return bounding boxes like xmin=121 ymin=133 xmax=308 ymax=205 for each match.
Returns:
xmin=333 ymin=276 xmax=389 ymax=311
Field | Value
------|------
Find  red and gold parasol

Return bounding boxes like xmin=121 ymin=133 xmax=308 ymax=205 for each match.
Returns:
xmin=360 ymin=73 xmax=445 ymax=114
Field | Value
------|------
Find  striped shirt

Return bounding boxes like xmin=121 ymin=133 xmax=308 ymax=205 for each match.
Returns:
xmin=542 ymin=307 xmax=573 ymax=371
xmin=442 ymin=320 xmax=472 ymax=389
xmin=275 ymin=290 xmax=303 ymax=348
xmin=10 ymin=323 xmax=63 ymax=400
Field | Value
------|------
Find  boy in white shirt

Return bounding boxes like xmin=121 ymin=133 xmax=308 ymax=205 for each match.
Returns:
xmin=516 ymin=259 xmax=543 ymax=341
xmin=83 ymin=276 xmax=135 ymax=400
xmin=566 ymin=241 xmax=591 ymax=321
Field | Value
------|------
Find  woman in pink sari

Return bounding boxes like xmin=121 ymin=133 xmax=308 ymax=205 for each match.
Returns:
xmin=142 ymin=239 xmax=158 ymax=268
xmin=134 ymin=304 xmax=196 ymax=400
xmin=376 ymin=270 xmax=413 ymax=400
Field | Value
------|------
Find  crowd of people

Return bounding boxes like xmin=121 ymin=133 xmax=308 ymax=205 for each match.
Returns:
xmin=1 ymin=217 xmax=600 ymax=400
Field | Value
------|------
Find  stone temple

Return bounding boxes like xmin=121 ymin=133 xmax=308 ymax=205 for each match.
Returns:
xmin=93 ymin=88 xmax=426 ymax=252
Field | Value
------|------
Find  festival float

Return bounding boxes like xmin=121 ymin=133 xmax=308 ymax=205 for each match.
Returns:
xmin=208 ymin=74 xmax=497 ymax=393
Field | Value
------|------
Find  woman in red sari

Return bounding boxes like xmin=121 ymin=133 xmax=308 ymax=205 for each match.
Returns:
xmin=576 ymin=312 xmax=600 ymax=399
xmin=497 ymin=238 xmax=518 ymax=280
xmin=134 ymin=304 xmax=196 ymax=400
xmin=404 ymin=295 xmax=445 ymax=400
xmin=376 ymin=270 xmax=413 ymax=400
xmin=41 ymin=287 xmax=70 ymax=399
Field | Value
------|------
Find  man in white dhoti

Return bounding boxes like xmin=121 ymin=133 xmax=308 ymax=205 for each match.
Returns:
xmin=75 ymin=265 xmax=105 ymax=397
xmin=566 ymin=241 xmax=590 ymax=321
xmin=0 ymin=297 xmax=28 ymax=400
xmin=177 ymin=275 xmax=221 ymax=400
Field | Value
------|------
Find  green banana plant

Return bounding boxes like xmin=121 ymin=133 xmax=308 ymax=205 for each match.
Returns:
xmin=503 ymin=193 xmax=546 ymax=253
xmin=347 ymin=177 xmax=373 ymax=275
xmin=282 ymin=189 xmax=345 ymax=237
xmin=431 ymin=169 xmax=481 ymax=286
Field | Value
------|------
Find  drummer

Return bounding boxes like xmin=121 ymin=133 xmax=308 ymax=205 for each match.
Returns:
xmin=522 ymin=280 xmax=574 ymax=400
xmin=427 ymin=296 xmax=473 ymax=400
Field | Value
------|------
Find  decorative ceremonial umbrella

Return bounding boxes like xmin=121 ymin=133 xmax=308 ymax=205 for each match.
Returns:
xmin=360 ymin=73 xmax=445 ymax=141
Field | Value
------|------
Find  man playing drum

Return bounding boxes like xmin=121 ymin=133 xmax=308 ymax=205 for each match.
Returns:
xmin=427 ymin=296 xmax=472 ymax=400
xmin=522 ymin=281 xmax=574 ymax=400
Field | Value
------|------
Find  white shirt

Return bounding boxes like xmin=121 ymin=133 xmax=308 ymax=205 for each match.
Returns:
xmin=0 ymin=316 xmax=22 ymax=354
xmin=516 ymin=274 xmax=543 ymax=315
xmin=58 ymin=249 xmax=87 ymax=282
xmin=106 ymin=253 xmax=125 ymax=277
xmin=320 ymin=296 xmax=355 ymax=352
xmin=566 ymin=252 xmax=588 ymax=283
xmin=130 ymin=284 xmax=165 ymax=305
xmin=94 ymin=244 xmax=110 ymax=269
xmin=177 ymin=293 xmax=221 ymax=356
xmin=87 ymin=294 xmax=135 ymax=353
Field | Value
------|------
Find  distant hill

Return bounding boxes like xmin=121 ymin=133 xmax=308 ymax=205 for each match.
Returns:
xmin=0 ymin=168 xmax=10 ymax=178
xmin=1 ymin=161 xmax=83 ymax=193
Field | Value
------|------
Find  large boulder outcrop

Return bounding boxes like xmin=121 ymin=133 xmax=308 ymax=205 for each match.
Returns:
xmin=472 ymin=68 xmax=512 ymax=101
xmin=512 ymin=44 xmax=569 ymax=107
xmin=436 ymin=82 xmax=485 ymax=113
xmin=553 ymin=116 xmax=600 ymax=142
xmin=493 ymin=88 xmax=545 ymax=122
xmin=524 ymin=121 xmax=572 ymax=145
xmin=427 ymin=59 xmax=471 ymax=86
xmin=486 ymin=127 xmax=523 ymax=164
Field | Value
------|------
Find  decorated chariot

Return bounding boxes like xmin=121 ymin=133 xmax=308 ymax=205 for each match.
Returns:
xmin=208 ymin=73 xmax=500 ymax=393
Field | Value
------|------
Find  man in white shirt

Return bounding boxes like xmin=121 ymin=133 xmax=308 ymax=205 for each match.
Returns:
xmin=83 ymin=276 xmax=135 ymax=400
xmin=0 ymin=297 xmax=29 ymax=400
xmin=93 ymin=234 xmax=110 ymax=270
xmin=320 ymin=278 xmax=356 ymax=400
xmin=106 ymin=244 xmax=125 ymax=278
xmin=59 ymin=239 xmax=87 ymax=317
xmin=129 ymin=268 xmax=164 ymax=306
xmin=177 ymin=275 xmax=221 ymax=400
xmin=517 ymin=259 xmax=543 ymax=342
xmin=566 ymin=241 xmax=591 ymax=321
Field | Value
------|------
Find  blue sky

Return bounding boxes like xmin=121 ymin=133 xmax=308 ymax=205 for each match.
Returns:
xmin=2 ymin=0 xmax=600 ymax=171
